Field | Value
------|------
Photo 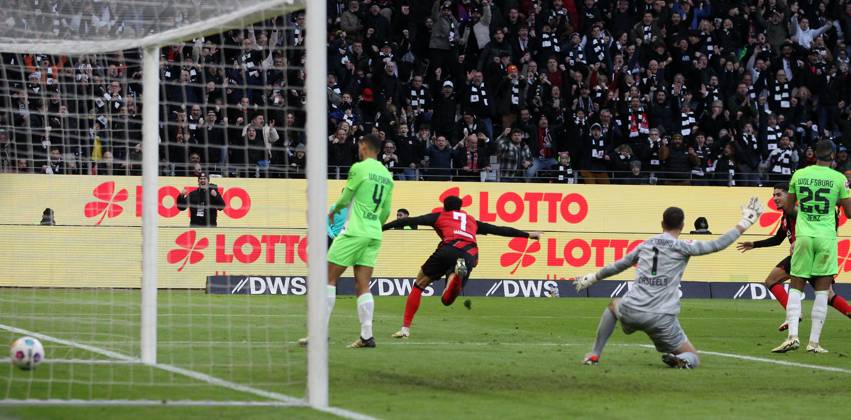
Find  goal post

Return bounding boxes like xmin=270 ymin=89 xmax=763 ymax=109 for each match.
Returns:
xmin=304 ymin=0 xmax=329 ymax=408
xmin=0 ymin=0 xmax=333 ymax=410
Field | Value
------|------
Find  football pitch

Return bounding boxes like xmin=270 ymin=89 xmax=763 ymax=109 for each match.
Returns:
xmin=1 ymin=290 xmax=851 ymax=419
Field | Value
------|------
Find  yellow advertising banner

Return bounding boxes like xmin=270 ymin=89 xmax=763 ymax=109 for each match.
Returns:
xmin=2 ymin=174 xmax=849 ymax=288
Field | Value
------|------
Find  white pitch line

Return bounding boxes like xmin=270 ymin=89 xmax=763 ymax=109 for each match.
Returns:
xmin=2 ymin=358 xmax=140 ymax=365
xmin=0 ymin=399 xmax=303 ymax=407
xmin=0 ymin=323 xmax=134 ymax=362
xmin=632 ymin=344 xmax=851 ymax=374
xmin=0 ymin=323 xmax=374 ymax=420
xmin=697 ymin=349 xmax=851 ymax=374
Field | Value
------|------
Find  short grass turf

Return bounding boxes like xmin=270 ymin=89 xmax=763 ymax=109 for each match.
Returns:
xmin=1 ymin=291 xmax=851 ymax=419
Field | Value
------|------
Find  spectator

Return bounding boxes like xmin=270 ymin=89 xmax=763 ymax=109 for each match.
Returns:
xmin=689 ymin=217 xmax=712 ymax=235
xmin=43 ymin=146 xmax=65 ymax=175
xmin=496 ymin=128 xmax=531 ymax=182
xmin=637 ymin=128 xmax=668 ymax=175
xmin=712 ymin=143 xmax=739 ymax=187
xmin=545 ymin=151 xmax=576 ymax=184
xmin=734 ymin=122 xmax=762 ymax=186
xmin=766 ymin=135 xmax=799 ymax=183
xmin=39 ymin=208 xmax=55 ymax=226
xmin=394 ymin=124 xmax=423 ymax=180
xmin=580 ymin=123 xmax=611 ymax=184
xmin=526 ymin=114 xmax=558 ymax=180
xmin=454 ymin=134 xmax=490 ymax=181
xmin=176 ymin=173 xmax=226 ymax=227
xmin=290 ymin=144 xmax=306 ymax=178
xmin=425 ymin=135 xmax=453 ymax=181
xmin=380 ymin=140 xmax=400 ymax=175
xmin=622 ymin=160 xmax=649 ymax=185
xmin=662 ymin=134 xmax=700 ymax=186
xmin=611 ymin=143 xmax=635 ymax=183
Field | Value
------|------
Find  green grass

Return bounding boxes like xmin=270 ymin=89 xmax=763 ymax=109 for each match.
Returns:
xmin=2 ymin=291 xmax=851 ymax=419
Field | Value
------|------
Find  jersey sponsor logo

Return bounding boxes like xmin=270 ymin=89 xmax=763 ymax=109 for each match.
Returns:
xmin=228 ymin=276 xmax=307 ymax=295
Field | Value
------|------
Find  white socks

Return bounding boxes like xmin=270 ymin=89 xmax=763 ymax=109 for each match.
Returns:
xmin=357 ymin=293 xmax=374 ymax=339
xmin=326 ymin=285 xmax=336 ymax=329
xmin=786 ymin=288 xmax=803 ymax=338
xmin=677 ymin=352 xmax=700 ymax=368
xmin=810 ymin=290 xmax=829 ymax=345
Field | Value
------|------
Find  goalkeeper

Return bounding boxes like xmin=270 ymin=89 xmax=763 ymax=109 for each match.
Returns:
xmin=573 ymin=198 xmax=764 ymax=368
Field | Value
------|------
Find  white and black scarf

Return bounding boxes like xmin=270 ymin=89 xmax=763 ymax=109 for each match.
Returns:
xmin=409 ymin=85 xmax=427 ymax=112
xmin=769 ymin=149 xmax=795 ymax=175
xmin=773 ymin=81 xmax=791 ymax=109
xmin=642 ymin=25 xmax=653 ymax=42
xmin=469 ymin=83 xmax=489 ymax=107
xmin=765 ymin=125 xmax=781 ymax=151
xmin=510 ymin=79 xmax=520 ymax=106
xmin=540 ymin=32 xmax=561 ymax=53
xmin=590 ymin=135 xmax=607 ymax=160
xmin=680 ymin=111 xmax=696 ymax=137
xmin=590 ymin=37 xmax=607 ymax=63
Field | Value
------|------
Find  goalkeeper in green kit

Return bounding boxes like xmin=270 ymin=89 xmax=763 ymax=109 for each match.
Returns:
xmin=301 ymin=134 xmax=394 ymax=348
xmin=773 ymin=140 xmax=851 ymax=354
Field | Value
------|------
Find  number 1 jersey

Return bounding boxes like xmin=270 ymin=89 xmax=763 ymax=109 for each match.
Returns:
xmin=789 ymin=165 xmax=849 ymax=239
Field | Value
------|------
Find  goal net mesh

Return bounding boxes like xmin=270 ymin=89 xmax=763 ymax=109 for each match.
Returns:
xmin=0 ymin=0 xmax=313 ymax=405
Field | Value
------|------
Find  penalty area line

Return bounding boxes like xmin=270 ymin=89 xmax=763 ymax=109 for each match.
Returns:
xmin=0 ymin=323 xmax=374 ymax=420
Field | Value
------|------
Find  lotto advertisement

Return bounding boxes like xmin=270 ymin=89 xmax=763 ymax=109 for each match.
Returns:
xmin=2 ymin=174 xmax=850 ymax=298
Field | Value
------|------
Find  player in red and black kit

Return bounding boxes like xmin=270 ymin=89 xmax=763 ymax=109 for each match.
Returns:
xmin=382 ymin=195 xmax=541 ymax=338
xmin=737 ymin=184 xmax=851 ymax=331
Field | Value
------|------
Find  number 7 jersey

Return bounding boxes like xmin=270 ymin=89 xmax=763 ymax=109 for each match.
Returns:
xmin=339 ymin=158 xmax=394 ymax=240
xmin=789 ymin=165 xmax=849 ymax=239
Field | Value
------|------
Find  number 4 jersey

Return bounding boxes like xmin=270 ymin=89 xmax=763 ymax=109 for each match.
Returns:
xmin=335 ymin=158 xmax=394 ymax=240
xmin=789 ymin=165 xmax=849 ymax=240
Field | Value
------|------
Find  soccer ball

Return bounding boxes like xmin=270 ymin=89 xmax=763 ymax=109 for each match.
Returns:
xmin=10 ymin=337 xmax=45 ymax=370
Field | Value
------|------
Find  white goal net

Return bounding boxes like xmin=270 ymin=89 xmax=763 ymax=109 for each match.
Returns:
xmin=0 ymin=0 xmax=337 ymax=412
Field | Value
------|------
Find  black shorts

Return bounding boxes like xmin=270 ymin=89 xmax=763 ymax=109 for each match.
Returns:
xmin=421 ymin=244 xmax=478 ymax=283
xmin=776 ymin=255 xmax=792 ymax=274
xmin=776 ymin=255 xmax=836 ymax=284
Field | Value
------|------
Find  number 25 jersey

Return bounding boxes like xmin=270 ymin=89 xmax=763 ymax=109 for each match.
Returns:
xmin=789 ymin=165 xmax=849 ymax=239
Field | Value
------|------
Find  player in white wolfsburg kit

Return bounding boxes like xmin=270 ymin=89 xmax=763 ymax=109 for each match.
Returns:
xmin=573 ymin=198 xmax=764 ymax=368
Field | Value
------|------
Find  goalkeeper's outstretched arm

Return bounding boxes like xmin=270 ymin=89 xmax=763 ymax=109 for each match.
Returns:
xmin=677 ymin=196 xmax=764 ymax=256
xmin=574 ymin=250 xmax=639 ymax=291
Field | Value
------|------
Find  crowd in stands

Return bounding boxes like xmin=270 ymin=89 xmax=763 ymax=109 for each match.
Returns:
xmin=2 ymin=0 xmax=851 ymax=185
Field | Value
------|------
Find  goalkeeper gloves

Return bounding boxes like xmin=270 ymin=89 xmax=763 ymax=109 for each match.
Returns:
xmin=737 ymin=196 xmax=764 ymax=230
xmin=573 ymin=273 xmax=598 ymax=292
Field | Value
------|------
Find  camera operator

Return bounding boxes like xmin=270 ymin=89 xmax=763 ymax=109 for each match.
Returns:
xmin=177 ymin=173 xmax=226 ymax=227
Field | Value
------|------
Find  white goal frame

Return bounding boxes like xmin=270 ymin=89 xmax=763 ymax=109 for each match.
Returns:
xmin=0 ymin=0 xmax=331 ymax=411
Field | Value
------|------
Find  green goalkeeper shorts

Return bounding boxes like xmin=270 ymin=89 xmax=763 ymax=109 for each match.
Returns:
xmin=790 ymin=235 xmax=838 ymax=278
xmin=327 ymin=234 xmax=381 ymax=268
